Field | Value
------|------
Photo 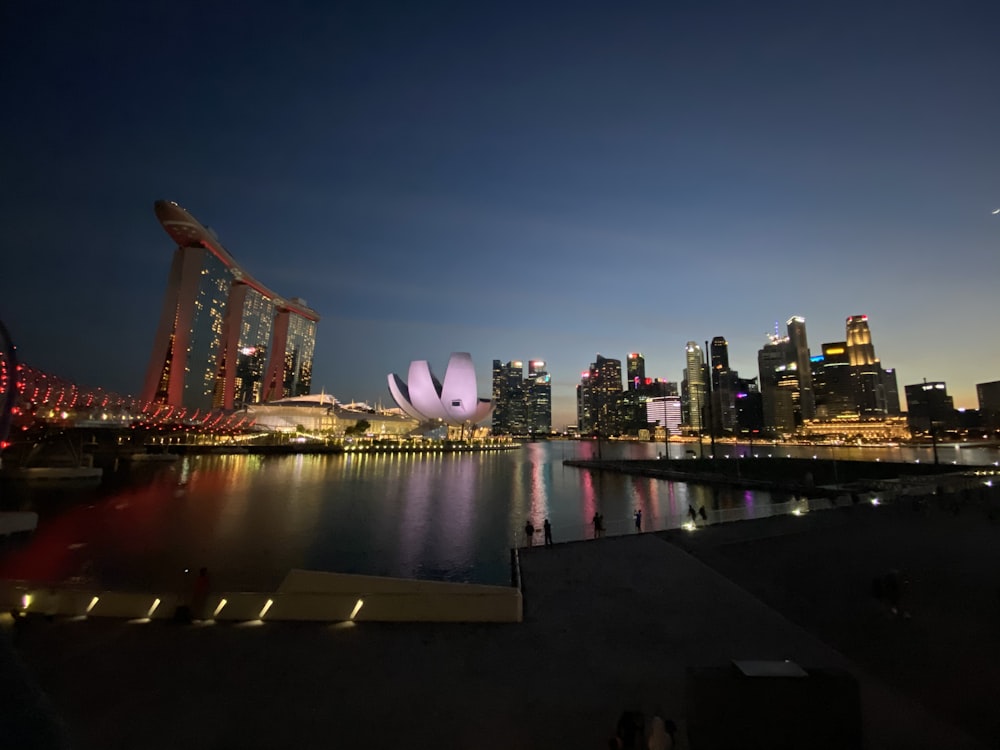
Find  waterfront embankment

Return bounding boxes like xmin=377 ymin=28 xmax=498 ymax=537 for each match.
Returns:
xmin=565 ymin=455 xmax=992 ymax=496
xmin=4 ymin=491 xmax=996 ymax=748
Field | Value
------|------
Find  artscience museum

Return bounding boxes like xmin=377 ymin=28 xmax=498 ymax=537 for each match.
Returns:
xmin=388 ymin=353 xmax=493 ymax=427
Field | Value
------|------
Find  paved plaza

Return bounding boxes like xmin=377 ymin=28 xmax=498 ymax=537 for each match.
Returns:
xmin=4 ymin=499 xmax=997 ymax=749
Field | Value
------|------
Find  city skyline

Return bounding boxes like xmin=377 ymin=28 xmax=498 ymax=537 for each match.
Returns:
xmin=1 ymin=2 xmax=998 ymax=429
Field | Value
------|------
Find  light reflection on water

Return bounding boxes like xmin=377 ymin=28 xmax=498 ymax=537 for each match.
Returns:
xmin=1 ymin=441 xmax=995 ymax=589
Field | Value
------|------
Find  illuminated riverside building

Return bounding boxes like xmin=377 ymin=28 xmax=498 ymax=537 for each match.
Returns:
xmin=238 ymin=394 xmax=416 ymax=435
xmin=799 ymin=416 xmax=910 ymax=442
xmin=646 ymin=396 xmax=682 ymax=435
xmin=142 ymin=201 xmax=319 ymax=412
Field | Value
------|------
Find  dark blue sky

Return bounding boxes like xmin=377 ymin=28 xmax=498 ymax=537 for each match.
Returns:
xmin=2 ymin=1 xmax=998 ymax=427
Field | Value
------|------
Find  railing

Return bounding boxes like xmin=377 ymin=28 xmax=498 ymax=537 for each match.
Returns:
xmin=516 ymin=498 xmax=817 ymax=548
xmin=514 ymin=471 xmax=999 ymax=549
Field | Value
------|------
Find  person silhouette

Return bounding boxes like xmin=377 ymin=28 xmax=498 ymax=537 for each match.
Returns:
xmin=688 ymin=505 xmax=698 ymax=524
xmin=543 ymin=518 xmax=553 ymax=547
xmin=524 ymin=520 xmax=535 ymax=547
xmin=698 ymin=505 xmax=707 ymax=521
xmin=634 ymin=509 xmax=642 ymax=532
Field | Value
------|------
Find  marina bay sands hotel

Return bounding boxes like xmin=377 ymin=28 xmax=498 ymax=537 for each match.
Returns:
xmin=142 ymin=201 xmax=319 ymax=412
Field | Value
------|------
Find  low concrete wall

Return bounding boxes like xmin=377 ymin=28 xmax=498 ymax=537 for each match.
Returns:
xmin=0 ymin=569 xmax=523 ymax=624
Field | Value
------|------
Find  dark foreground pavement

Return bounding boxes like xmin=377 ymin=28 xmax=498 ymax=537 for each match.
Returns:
xmin=3 ymin=511 xmax=993 ymax=749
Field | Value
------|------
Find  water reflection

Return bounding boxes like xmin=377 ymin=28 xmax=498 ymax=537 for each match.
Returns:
xmin=1 ymin=441 xmax=995 ymax=588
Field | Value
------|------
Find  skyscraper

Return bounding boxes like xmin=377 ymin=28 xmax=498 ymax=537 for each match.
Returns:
xmin=143 ymin=201 xmax=318 ymax=412
xmin=905 ymin=381 xmax=955 ymax=433
xmin=591 ymin=355 xmax=624 ymax=436
xmin=683 ymin=342 xmax=706 ymax=431
xmin=493 ymin=359 xmax=552 ymax=436
xmin=710 ymin=337 xmax=729 ymax=377
xmin=491 ymin=360 xmax=526 ymax=435
xmin=786 ymin=316 xmax=815 ymax=420
xmin=710 ymin=336 xmax=738 ymax=432
xmin=576 ymin=371 xmax=593 ymax=434
xmin=626 ymin=353 xmax=646 ymax=391
xmin=846 ymin=315 xmax=885 ymax=417
xmin=526 ymin=361 xmax=552 ymax=435
xmin=811 ymin=342 xmax=855 ymax=419
xmin=757 ymin=334 xmax=795 ymax=433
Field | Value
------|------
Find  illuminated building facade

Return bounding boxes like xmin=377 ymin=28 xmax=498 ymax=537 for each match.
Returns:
xmin=845 ymin=315 xmax=885 ymax=417
xmin=492 ymin=359 xmax=551 ymax=435
xmin=143 ymin=201 xmax=319 ymax=412
xmin=786 ymin=317 xmax=815 ymax=420
xmin=646 ymin=396 xmax=682 ymax=434
xmin=735 ymin=378 xmax=764 ymax=435
xmin=388 ymin=353 xmax=493 ymax=426
xmin=526 ymin=361 xmax=552 ymax=435
xmin=576 ymin=371 xmax=593 ymax=433
xmin=710 ymin=336 xmax=738 ymax=432
xmin=492 ymin=360 xmax=526 ymax=435
xmin=576 ymin=355 xmax=623 ymax=436
xmin=591 ymin=355 xmax=624 ymax=436
xmin=627 ymin=353 xmax=645 ymax=390
xmin=683 ymin=342 xmax=706 ymax=431
xmin=812 ymin=343 xmax=855 ymax=420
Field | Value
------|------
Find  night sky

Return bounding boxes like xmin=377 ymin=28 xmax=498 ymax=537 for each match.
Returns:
xmin=2 ymin=1 xmax=998 ymax=428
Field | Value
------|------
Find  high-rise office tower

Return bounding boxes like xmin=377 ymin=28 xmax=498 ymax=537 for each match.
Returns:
xmin=757 ymin=334 xmax=791 ymax=433
xmin=526 ymin=361 xmax=552 ymax=435
xmin=576 ymin=371 xmax=593 ymax=434
xmin=977 ymin=380 xmax=1000 ymax=431
xmin=683 ymin=342 xmax=706 ymax=431
xmin=591 ymin=355 xmax=624 ymax=436
xmin=735 ymin=377 xmax=764 ymax=435
xmin=491 ymin=360 xmax=527 ymax=435
xmin=627 ymin=353 xmax=646 ymax=391
xmin=845 ymin=315 xmax=877 ymax=365
xmin=710 ymin=337 xmax=729 ymax=379
xmin=143 ymin=201 xmax=318 ymax=412
xmin=904 ymin=381 xmax=955 ymax=432
xmin=811 ymin=342 xmax=855 ymax=419
xmin=786 ymin=316 xmax=815 ymax=420
xmin=882 ymin=368 xmax=901 ymax=416
xmin=709 ymin=336 xmax=738 ymax=432
xmin=845 ymin=315 xmax=885 ymax=417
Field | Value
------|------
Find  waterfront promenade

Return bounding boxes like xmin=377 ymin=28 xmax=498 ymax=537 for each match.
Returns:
xmin=4 ymin=492 xmax=996 ymax=749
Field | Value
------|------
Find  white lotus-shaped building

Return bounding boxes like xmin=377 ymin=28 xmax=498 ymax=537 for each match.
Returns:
xmin=387 ymin=353 xmax=493 ymax=426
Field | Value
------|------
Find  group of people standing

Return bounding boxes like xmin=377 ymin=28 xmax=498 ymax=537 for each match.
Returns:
xmin=524 ymin=518 xmax=554 ymax=547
